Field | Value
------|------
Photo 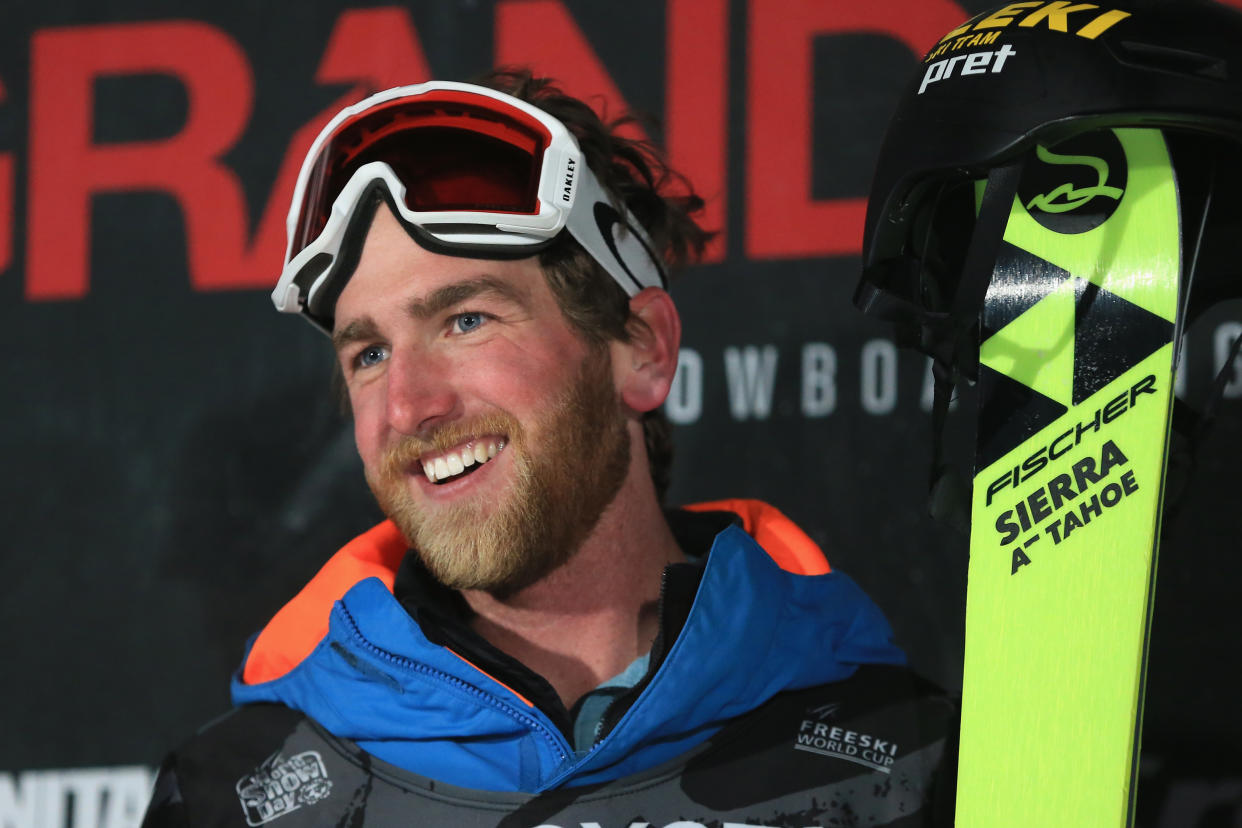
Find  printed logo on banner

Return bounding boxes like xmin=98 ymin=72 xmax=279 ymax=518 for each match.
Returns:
xmin=235 ymin=751 xmax=333 ymax=826
xmin=792 ymin=701 xmax=900 ymax=774
xmin=0 ymin=765 xmax=155 ymax=828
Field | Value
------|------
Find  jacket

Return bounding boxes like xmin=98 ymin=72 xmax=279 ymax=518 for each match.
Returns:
xmin=143 ymin=499 xmax=956 ymax=826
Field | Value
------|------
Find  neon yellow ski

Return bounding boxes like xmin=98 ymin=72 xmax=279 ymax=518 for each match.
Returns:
xmin=957 ymin=128 xmax=1180 ymax=827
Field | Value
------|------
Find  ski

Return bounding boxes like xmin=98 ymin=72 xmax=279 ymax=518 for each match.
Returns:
xmin=955 ymin=127 xmax=1183 ymax=827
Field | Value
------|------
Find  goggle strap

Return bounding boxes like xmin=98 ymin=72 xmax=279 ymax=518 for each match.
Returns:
xmin=567 ymin=166 xmax=668 ymax=296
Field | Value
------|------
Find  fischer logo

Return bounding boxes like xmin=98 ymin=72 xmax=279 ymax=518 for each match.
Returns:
xmin=983 ymin=374 xmax=1157 ymax=509
xmin=235 ymin=751 xmax=333 ymax=826
xmin=919 ymin=43 xmax=1016 ymax=95
xmin=793 ymin=704 xmax=899 ymax=773
xmin=1019 ymin=130 xmax=1128 ymax=233
xmin=1025 ymin=145 xmax=1123 ymax=214
xmin=562 ymin=157 xmax=577 ymax=202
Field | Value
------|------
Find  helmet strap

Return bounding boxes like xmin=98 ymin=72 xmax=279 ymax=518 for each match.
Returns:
xmin=925 ymin=157 xmax=1025 ymax=530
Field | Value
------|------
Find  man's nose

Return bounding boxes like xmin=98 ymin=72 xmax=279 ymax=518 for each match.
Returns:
xmin=384 ymin=348 xmax=460 ymax=435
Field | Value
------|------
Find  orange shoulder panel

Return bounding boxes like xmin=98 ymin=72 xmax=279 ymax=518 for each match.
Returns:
xmin=684 ymin=499 xmax=831 ymax=575
xmin=241 ymin=520 xmax=408 ymax=686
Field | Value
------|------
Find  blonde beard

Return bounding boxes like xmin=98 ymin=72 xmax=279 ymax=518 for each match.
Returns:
xmin=366 ymin=348 xmax=630 ymax=596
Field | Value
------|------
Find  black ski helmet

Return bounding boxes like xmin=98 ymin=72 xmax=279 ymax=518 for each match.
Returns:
xmin=856 ymin=0 xmax=1242 ymax=367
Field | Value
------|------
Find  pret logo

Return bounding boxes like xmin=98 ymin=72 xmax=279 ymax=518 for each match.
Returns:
xmin=793 ymin=704 xmax=899 ymax=774
xmin=918 ymin=43 xmax=1016 ymax=95
xmin=1019 ymin=131 xmax=1128 ymax=234
xmin=235 ymin=751 xmax=333 ymax=826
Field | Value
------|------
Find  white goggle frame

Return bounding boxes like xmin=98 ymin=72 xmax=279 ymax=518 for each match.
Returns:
xmin=271 ymin=81 xmax=667 ymax=333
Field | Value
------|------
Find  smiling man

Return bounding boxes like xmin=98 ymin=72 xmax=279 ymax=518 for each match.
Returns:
xmin=143 ymin=72 xmax=955 ymax=827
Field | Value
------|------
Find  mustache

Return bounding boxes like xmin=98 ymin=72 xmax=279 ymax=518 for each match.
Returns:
xmin=379 ymin=411 xmax=519 ymax=479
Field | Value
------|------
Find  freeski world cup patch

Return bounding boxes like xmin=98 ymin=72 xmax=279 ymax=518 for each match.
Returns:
xmin=957 ymin=128 xmax=1179 ymax=827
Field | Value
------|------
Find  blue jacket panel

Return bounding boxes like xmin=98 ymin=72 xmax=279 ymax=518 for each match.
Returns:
xmin=231 ymin=519 xmax=907 ymax=792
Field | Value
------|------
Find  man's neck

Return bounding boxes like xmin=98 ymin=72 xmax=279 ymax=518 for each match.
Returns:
xmin=461 ymin=471 xmax=684 ymax=712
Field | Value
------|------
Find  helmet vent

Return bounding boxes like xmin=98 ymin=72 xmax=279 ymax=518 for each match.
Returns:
xmin=1116 ymin=41 xmax=1228 ymax=80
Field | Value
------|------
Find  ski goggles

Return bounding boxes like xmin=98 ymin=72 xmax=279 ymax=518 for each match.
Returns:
xmin=271 ymin=81 xmax=667 ymax=332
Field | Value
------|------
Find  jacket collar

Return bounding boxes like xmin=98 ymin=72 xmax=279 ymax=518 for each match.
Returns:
xmin=231 ymin=501 xmax=907 ymax=791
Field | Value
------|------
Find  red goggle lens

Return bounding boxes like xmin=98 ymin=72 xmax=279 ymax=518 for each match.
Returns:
xmin=291 ymin=93 xmax=552 ymax=256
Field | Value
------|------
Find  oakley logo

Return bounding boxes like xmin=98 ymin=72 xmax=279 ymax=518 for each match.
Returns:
xmin=562 ymin=158 xmax=576 ymax=203
xmin=1025 ymin=145 xmax=1123 ymax=214
xmin=592 ymin=201 xmax=665 ymax=294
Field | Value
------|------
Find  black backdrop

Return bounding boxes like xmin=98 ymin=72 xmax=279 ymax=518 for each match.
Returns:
xmin=2 ymin=2 xmax=1241 ymax=826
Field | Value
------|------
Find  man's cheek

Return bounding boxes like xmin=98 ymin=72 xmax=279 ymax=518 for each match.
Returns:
xmin=352 ymin=414 xmax=387 ymax=478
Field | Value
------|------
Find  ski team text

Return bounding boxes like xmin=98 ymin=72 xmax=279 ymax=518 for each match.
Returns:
xmin=921 ymin=3 xmax=1133 ymax=95
xmin=928 ymin=2 xmax=1133 ymax=62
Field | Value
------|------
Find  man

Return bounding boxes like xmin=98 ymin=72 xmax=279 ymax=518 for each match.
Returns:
xmin=144 ymin=72 xmax=954 ymax=827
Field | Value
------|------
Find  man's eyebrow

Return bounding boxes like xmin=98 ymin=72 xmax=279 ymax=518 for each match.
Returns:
xmin=332 ymin=316 xmax=380 ymax=353
xmin=404 ymin=276 xmax=529 ymax=320
xmin=331 ymin=277 xmax=528 ymax=351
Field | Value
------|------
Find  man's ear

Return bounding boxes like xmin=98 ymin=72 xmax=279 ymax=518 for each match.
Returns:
xmin=614 ymin=287 xmax=681 ymax=413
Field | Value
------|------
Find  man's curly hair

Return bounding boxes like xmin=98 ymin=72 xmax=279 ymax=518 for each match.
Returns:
xmin=478 ymin=69 xmax=712 ymax=503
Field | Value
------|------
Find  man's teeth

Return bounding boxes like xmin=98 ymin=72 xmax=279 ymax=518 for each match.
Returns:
xmin=422 ymin=440 xmax=506 ymax=483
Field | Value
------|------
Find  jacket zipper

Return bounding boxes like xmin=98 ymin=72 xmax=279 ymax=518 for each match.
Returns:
xmin=591 ymin=565 xmax=675 ymax=747
xmin=335 ymin=603 xmax=573 ymax=765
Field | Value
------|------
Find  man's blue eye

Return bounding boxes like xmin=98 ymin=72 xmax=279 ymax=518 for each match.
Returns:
xmin=357 ymin=345 xmax=388 ymax=368
xmin=454 ymin=313 xmax=485 ymax=333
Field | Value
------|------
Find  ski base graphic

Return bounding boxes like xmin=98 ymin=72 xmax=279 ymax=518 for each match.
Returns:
xmin=956 ymin=128 xmax=1181 ymax=827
